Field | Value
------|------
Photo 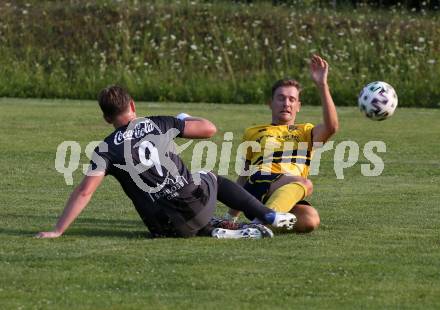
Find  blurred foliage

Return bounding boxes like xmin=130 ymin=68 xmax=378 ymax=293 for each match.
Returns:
xmin=0 ymin=0 xmax=438 ymax=106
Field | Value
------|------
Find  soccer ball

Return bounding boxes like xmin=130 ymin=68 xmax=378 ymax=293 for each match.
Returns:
xmin=358 ymin=81 xmax=398 ymax=121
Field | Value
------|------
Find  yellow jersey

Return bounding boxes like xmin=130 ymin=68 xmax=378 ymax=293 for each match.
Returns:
xmin=242 ymin=123 xmax=314 ymax=177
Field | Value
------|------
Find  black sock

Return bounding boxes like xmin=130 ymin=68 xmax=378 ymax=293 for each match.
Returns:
xmin=216 ymin=175 xmax=273 ymax=222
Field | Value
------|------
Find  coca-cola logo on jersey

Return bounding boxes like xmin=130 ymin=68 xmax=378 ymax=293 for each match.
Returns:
xmin=114 ymin=119 xmax=155 ymax=145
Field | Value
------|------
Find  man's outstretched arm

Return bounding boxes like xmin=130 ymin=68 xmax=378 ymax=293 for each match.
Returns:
xmin=309 ymin=55 xmax=339 ymax=144
xmin=176 ymin=113 xmax=217 ymax=139
xmin=35 ymin=174 xmax=105 ymax=238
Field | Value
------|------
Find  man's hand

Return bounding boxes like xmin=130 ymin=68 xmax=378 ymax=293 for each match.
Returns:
xmin=310 ymin=54 xmax=328 ymax=87
xmin=309 ymin=55 xmax=339 ymax=143
xmin=35 ymin=231 xmax=62 ymax=239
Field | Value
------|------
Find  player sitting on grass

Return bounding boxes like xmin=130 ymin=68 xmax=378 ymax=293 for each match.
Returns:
xmin=36 ymin=86 xmax=295 ymax=240
xmin=226 ymin=55 xmax=339 ymax=233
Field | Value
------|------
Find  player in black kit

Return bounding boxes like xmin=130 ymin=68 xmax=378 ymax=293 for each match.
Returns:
xmin=36 ymin=86 xmax=295 ymax=239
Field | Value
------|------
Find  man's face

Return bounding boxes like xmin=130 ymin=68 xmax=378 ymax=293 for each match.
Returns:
xmin=270 ymin=86 xmax=301 ymax=124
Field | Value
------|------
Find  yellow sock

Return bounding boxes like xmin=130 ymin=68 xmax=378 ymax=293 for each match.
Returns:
xmin=265 ymin=182 xmax=307 ymax=212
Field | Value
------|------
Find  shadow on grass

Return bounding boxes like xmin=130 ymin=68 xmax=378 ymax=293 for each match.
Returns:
xmin=2 ymin=212 xmax=141 ymax=226
xmin=0 ymin=227 xmax=151 ymax=239
xmin=1 ymin=213 xmax=150 ymax=239
xmin=66 ymin=228 xmax=151 ymax=239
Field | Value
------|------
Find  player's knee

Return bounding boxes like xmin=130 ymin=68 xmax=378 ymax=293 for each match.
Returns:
xmin=298 ymin=215 xmax=320 ymax=233
xmin=301 ymin=178 xmax=313 ymax=196
xmin=293 ymin=206 xmax=320 ymax=233
xmin=305 ymin=211 xmax=320 ymax=232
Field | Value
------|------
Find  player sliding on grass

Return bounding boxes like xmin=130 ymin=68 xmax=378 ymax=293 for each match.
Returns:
xmin=226 ymin=55 xmax=339 ymax=233
xmin=36 ymin=86 xmax=295 ymax=239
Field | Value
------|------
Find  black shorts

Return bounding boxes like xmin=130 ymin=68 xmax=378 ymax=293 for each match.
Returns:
xmin=243 ymin=171 xmax=310 ymax=206
xmin=152 ymin=172 xmax=217 ymax=238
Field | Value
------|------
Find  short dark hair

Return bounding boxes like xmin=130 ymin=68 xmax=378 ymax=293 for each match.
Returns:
xmin=271 ymin=79 xmax=302 ymax=99
xmin=97 ymin=86 xmax=132 ymax=120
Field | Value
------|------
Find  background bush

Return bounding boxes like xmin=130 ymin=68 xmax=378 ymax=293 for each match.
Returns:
xmin=0 ymin=0 xmax=438 ymax=106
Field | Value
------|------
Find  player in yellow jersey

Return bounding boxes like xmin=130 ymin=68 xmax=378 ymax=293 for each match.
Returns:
xmin=227 ymin=55 xmax=339 ymax=233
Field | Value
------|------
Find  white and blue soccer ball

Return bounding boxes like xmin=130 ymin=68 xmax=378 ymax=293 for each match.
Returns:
xmin=358 ymin=81 xmax=398 ymax=121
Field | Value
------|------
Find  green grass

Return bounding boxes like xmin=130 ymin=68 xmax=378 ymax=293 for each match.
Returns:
xmin=0 ymin=1 xmax=439 ymax=106
xmin=0 ymin=98 xmax=439 ymax=309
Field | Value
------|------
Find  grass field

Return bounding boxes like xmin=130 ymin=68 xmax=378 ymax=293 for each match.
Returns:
xmin=0 ymin=98 xmax=439 ymax=309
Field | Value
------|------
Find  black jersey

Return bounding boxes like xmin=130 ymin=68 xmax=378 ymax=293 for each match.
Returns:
xmin=89 ymin=116 xmax=210 ymax=235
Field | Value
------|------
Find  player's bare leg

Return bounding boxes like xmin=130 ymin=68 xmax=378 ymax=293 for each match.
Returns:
xmin=266 ymin=175 xmax=320 ymax=233
xmin=290 ymin=203 xmax=320 ymax=233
